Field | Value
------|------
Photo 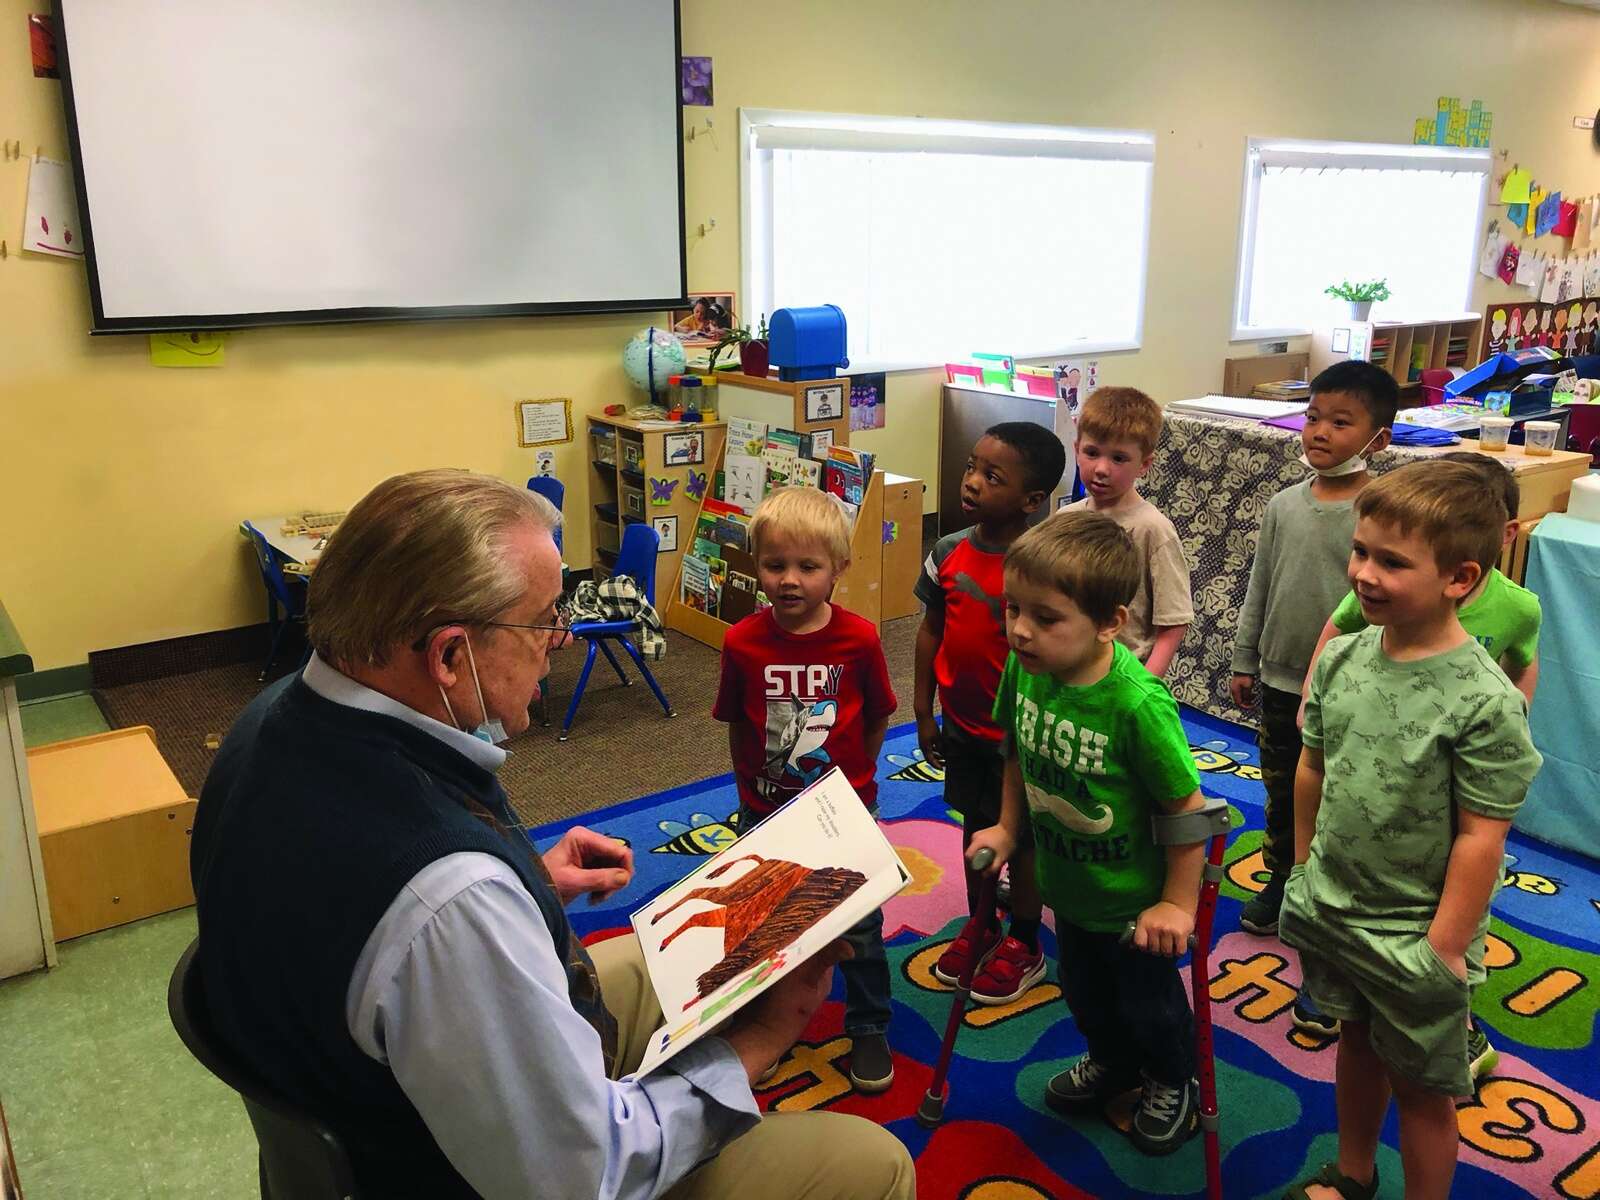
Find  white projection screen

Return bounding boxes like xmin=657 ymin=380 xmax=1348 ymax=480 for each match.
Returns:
xmin=56 ymin=0 xmax=686 ymax=333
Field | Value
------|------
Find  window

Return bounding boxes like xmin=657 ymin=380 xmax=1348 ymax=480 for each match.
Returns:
xmin=1233 ymin=139 xmax=1489 ymax=338
xmin=741 ymin=110 xmax=1155 ymax=371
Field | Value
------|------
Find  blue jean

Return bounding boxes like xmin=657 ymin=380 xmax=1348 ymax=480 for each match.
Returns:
xmin=738 ymin=801 xmax=891 ymax=1039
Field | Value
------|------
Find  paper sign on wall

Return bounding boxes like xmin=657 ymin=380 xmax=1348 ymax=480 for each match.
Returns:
xmin=23 ymin=157 xmax=84 ymax=259
xmin=516 ymin=398 xmax=572 ymax=447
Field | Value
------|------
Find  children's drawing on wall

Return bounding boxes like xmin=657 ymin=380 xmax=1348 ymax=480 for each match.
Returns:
xmin=649 ymin=853 xmax=867 ymax=1009
xmin=23 ymin=157 xmax=83 ymax=259
xmin=849 ymin=372 xmax=886 ymax=432
xmin=28 ymin=13 xmax=56 ymax=77
xmin=1488 ymin=309 xmax=1508 ymax=355
xmin=680 ymin=55 xmax=712 ymax=106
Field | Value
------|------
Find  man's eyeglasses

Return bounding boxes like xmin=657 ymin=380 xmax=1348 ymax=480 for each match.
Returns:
xmin=412 ymin=605 xmax=572 ymax=653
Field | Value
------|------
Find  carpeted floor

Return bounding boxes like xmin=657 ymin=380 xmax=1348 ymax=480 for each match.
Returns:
xmin=535 ymin=714 xmax=1600 ymax=1200
xmin=94 ymin=615 xmax=923 ymax=828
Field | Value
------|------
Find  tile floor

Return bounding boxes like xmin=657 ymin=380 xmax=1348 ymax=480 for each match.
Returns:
xmin=4 ymin=693 xmax=255 ymax=1197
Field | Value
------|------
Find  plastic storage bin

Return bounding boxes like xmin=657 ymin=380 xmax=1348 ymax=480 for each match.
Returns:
xmin=769 ymin=305 xmax=849 ymax=382
xmin=620 ymin=480 xmax=646 ymax=520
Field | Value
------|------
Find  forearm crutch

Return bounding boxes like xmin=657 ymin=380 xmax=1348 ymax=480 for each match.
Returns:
xmin=1129 ymin=798 xmax=1232 ymax=1200
xmin=917 ymin=847 xmax=998 ymax=1127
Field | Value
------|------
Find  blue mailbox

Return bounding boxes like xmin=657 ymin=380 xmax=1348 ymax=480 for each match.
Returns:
xmin=769 ymin=305 xmax=849 ymax=382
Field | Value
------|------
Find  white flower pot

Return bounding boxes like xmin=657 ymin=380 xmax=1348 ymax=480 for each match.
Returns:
xmin=1347 ymin=300 xmax=1374 ymax=321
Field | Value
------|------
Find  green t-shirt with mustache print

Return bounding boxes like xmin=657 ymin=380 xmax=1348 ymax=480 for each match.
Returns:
xmin=993 ymin=642 xmax=1201 ymax=932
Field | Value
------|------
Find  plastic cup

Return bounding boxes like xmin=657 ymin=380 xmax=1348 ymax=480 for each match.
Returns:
xmin=1523 ymin=420 xmax=1559 ymax=456
xmin=1479 ymin=416 xmax=1512 ymax=452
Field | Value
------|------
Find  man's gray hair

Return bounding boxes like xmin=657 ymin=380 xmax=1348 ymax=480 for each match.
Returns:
xmin=306 ymin=469 xmax=561 ymax=668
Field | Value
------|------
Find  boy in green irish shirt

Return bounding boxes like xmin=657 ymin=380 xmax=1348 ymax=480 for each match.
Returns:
xmin=968 ymin=509 xmax=1207 ymax=1157
xmin=1280 ymin=462 xmax=1541 ymax=1200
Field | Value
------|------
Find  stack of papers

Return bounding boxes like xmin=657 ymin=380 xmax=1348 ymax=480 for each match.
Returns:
xmin=1396 ymin=403 xmax=1484 ymax=433
xmin=1167 ymin=395 xmax=1309 ymax=421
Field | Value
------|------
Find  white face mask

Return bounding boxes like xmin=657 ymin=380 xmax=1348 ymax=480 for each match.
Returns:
xmin=436 ymin=633 xmax=509 ymax=745
xmin=1299 ymin=430 xmax=1383 ymax=478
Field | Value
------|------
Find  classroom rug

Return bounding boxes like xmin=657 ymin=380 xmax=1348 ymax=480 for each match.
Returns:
xmin=531 ymin=712 xmax=1600 ymax=1200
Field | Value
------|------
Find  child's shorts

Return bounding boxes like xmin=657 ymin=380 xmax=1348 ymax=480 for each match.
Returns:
xmin=942 ymin=721 xmax=1033 ymax=849
xmin=1283 ymin=896 xmax=1476 ymax=1096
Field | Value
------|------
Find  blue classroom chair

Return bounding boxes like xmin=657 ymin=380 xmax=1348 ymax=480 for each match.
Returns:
xmin=526 ymin=474 xmax=566 ymax=553
xmin=525 ymin=475 xmax=566 ymax=724
xmin=558 ymin=521 xmax=675 ymax=742
xmin=241 ymin=521 xmax=309 ymax=683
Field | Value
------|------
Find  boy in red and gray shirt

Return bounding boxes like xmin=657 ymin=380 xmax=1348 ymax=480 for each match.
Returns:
xmin=715 ymin=486 xmax=898 ymax=1092
xmin=914 ymin=422 xmax=1065 ymax=1004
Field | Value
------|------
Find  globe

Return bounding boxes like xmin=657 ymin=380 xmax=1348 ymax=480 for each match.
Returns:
xmin=622 ymin=326 xmax=687 ymax=395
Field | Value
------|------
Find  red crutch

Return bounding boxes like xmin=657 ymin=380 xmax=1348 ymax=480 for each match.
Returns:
xmin=916 ymin=846 xmax=998 ymax=1127
xmin=1125 ymin=797 xmax=1232 ymax=1200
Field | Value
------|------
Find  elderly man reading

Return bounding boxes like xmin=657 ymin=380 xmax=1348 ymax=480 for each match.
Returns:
xmin=191 ymin=469 xmax=913 ymax=1200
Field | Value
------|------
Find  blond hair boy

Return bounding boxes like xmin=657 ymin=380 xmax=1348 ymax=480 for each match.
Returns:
xmin=1063 ymin=388 xmax=1193 ymax=676
xmin=712 ymin=486 xmax=900 ymax=1093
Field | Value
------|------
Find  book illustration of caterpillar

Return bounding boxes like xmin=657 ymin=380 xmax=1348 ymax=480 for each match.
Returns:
xmin=651 ymin=853 xmax=866 ymax=1009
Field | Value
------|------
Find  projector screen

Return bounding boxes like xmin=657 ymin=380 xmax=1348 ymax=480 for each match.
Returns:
xmin=56 ymin=0 xmax=686 ymax=333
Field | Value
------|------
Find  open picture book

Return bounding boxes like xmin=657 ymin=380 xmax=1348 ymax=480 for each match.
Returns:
xmin=628 ymin=768 xmax=911 ymax=1077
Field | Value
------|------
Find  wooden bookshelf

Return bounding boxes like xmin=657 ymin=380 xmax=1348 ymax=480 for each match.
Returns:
xmin=1309 ymin=315 xmax=1484 ymax=393
xmin=664 ymin=374 xmax=885 ymax=650
xmin=585 ymin=414 xmax=725 ymax=606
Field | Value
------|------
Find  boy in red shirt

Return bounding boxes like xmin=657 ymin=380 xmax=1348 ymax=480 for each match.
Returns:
xmin=916 ymin=422 xmax=1066 ymax=1004
xmin=714 ymin=486 xmax=899 ymax=1092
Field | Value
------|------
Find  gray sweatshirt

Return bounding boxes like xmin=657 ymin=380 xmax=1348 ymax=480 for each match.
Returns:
xmin=1230 ymin=480 xmax=1357 ymax=695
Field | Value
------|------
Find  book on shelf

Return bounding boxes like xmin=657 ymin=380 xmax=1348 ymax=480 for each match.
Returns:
xmin=680 ymin=554 xmax=713 ymax=613
xmin=763 ymin=448 xmax=801 ymax=490
xmin=728 ymin=417 xmax=767 ymax=458
xmin=725 ymin=454 xmax=764 ymax=514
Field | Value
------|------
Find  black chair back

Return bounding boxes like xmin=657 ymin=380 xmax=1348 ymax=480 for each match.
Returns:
xmin=168 ymin=938 xmax=361 ymax=1200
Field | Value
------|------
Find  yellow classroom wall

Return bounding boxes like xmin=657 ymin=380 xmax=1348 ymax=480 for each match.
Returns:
xmin=3 ymin=0 xmax=1599 ymax=669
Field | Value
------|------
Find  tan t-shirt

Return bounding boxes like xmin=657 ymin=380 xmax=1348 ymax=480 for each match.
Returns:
xmin=1065 ymin=494 xmax=1194 ymax=662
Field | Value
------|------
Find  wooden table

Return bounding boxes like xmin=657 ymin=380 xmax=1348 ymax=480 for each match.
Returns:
xmin=1400 ymin=439 xmax=1592 ymax=582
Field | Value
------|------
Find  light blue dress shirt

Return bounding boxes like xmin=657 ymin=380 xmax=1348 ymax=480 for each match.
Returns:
xmin=301 ymin=655 xmax=760 ymax=1200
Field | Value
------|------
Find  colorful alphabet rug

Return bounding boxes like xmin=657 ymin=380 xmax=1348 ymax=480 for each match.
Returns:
xmin=534 ymin=711 xmax=1600 ymax=1199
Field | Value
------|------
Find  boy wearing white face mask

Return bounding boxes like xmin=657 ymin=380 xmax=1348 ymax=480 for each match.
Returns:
xmin=1228 ymin=361 xmax=1397 ymax=1031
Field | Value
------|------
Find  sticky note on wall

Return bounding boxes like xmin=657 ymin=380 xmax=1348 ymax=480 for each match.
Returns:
xmin=150 ymin=332 xmax=226 ymax=367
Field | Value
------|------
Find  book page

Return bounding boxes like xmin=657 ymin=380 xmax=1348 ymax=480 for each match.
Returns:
xmin=629 ymin=770 xmax=909 ymax=1076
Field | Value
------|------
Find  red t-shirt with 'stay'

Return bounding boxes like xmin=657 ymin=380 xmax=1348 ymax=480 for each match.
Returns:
xmin=713 ymin=605 xmax=897 ymax=816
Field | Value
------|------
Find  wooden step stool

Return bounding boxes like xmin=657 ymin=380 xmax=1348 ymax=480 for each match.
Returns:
xmin=26 ymin=727 xmax=195 ymax=941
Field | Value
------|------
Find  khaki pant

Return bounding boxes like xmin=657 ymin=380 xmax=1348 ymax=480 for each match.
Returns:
xmin=591 ymin=934 xmax=916 ymax=1200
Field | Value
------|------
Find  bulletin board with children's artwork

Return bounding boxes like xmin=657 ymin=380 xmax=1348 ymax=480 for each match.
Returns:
xmin=1480 ymin=296 xmax=1600 ymax=362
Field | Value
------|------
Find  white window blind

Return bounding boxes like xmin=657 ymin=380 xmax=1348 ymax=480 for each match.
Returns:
xmin=742 ymin=110 xmax=1155 ymax=371
xmin=1234 ymin=139 xmax=1489 ymax=338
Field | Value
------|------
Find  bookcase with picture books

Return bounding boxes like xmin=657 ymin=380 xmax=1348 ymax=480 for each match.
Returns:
xmin=665 ymin=374 xmax=886 ymax=651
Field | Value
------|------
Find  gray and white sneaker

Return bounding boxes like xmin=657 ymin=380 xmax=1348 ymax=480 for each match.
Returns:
xmin=1129 ymin=1074 xmax=1199 ymax=1156
xmin=1044 ymin=1054 xmax=1138 ymax=1115
xmin=847 ymin=1034 xmax=894 ymax=1094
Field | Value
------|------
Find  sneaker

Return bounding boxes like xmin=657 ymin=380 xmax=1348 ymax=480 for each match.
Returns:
xmin=1238 ymin=877 xmax=1284 ymax=935
xmin=1291 ymin=995 xmax=1341 ymax=1037
xmin=933 ymin=915 xmax=1002 ymax=986
xmin=1044 ymin=1054 xmax=1138 ymax=1115
xmin=847 ymin=1034 xmax=894 ymax=1094
xmin=969 ymin=936 xmax=1047 ymax=1005
xmin=1129 ymin=1075 xmax=1199 ymax=1156
xmin=1467 ymin=1024 xmax=1499 ymax=1083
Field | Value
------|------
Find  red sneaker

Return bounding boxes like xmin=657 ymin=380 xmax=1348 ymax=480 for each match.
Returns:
xmin=933 ymin=915 xmax=1002 ymax=986
xmin=970 ymin=936 xmax=1047 ymax=1005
